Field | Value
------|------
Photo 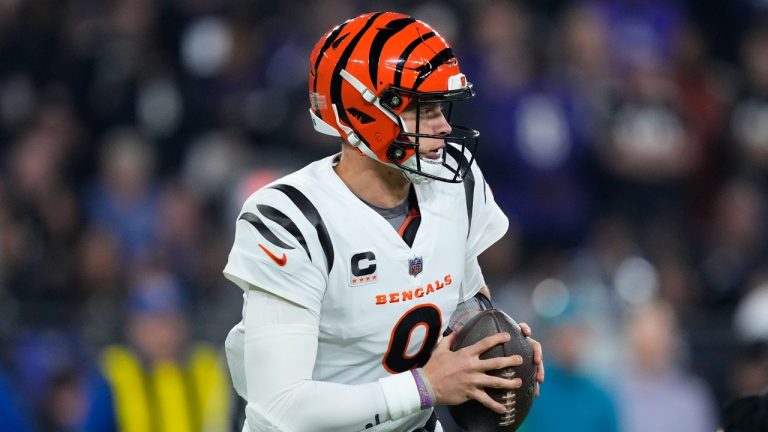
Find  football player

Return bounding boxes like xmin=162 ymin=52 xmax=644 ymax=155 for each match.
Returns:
xmin=223 ymin=12 xmax=544 ymax=432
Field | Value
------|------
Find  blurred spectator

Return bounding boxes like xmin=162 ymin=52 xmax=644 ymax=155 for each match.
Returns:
xmin=595 ymin=48 xmax=699 ymax=232
xmin=593 ymin=0 xmax=685 ymax=72
xmin=695 ymin=177 xmax=767 ymax=306
xmin=83 ymin=127 xmax=160 ymax=263
xmin=617 ymin=301 xmax=718 ymax=432
xmin=730 ymin=23 xmax=768 ymax=176
xmin=0 ymin=108 xmax=87 ymax=332
xmin=734 ymin=274 xmax=768 ymax=343
xmin=463 ymin=0 xmax=597 ymax=251
xmin=77 ymin=227 xmax=124 ymax=347
xmin=719 ymin=389 xmax=768 ymax=432
xmin=554 ymin=2 xmax=617 ymax=145
xmin=585 ymin=3 xmax=713 ymax=245
xmin=181 ymin=129 xmax=255 ymax=209
xmin=9 ymin=329 xmax=93 ymax=432
xmin=727 ymin=342 xmax=768 ymax=399
xmin=82 ymin=270 xmax=231 ymax=432
xmin=40 ymin=368 xmax=90 ymax=432
xmin=153 ymin=178 xmax=244 ymax=343
xmin=154 ymin=181 xmax=204 ymax=282
xmin=672 ymin=22 xmax=733 ymax=220
xmin=0 ymin=362 xmax=35 ymax=432
xmin=729 ymin=275 xmax=768 ymax=398
xmin=523 ymin=298 xmax=619 ymax=432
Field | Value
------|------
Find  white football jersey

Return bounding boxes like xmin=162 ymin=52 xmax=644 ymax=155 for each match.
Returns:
xmin=224 ymin=149 xmax=508 ymax=429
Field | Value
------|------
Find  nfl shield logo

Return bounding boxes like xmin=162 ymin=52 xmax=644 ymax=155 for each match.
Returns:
xmin=408 ymin=256 xmax=423 ymax=276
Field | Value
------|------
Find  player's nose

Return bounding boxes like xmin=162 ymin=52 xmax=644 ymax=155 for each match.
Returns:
xmin=431 ymin=110 xmax=452 ymax=137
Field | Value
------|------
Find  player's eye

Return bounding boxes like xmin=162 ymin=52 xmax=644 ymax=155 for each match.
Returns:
xmin=419 ymin=104 xmax=443 ymax=119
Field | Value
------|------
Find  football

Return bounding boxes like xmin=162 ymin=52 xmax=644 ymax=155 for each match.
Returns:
xmin=448 ymin=309 xmax=537 ymax=432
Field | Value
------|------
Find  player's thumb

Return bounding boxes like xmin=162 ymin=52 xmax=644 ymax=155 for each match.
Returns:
xmin=434 ymin=331 xmax=457 ymax=352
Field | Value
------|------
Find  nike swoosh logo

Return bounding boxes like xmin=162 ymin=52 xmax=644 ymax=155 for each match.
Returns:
xmin=258 ymin=243 xmax=287 ymax=266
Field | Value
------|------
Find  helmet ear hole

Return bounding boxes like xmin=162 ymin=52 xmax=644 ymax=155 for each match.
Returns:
xmin=387 ymin=143 xmax=408 ymax=162
xmin=380 ymin=89 xmax=403 ymax=110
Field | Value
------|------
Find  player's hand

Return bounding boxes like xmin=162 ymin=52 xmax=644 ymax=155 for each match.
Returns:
xmin=422 ymin=332 xmax=523 ymax=414
xmin=519 ymin=322 xmax=545 ymax=396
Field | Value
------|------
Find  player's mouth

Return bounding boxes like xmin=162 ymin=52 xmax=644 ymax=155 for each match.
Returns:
xmin=421 ymin=147 xmax=444 ymax=161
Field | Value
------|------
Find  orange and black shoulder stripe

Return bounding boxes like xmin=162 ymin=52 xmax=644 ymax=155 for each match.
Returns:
xmin=240 ymin=185 xmax=334 ymax=274
xmin=269 ymin=184 xmax=334 ymax=274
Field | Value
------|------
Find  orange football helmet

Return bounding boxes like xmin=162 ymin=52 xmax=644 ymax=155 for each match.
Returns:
xmin=308 ymin=11 xmax=479 ymax=183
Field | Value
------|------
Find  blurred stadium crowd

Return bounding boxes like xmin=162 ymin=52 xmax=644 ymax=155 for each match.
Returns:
xmin=1 ymin=0 xmax=768 ymax=430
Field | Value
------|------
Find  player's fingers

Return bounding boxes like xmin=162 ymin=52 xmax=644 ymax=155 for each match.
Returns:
xmin=519 ymin=322 xmax=532 ymax=337
xmin=479 ymin=375 xmax=522 ymax=390
xmin=537 ymin=358 xmax=546 ymax=383
xmin=528 ymin=336 xmax=545 ymax=383
xmin=528 ymin=337 xmax=543 ymax=365
xmin=467 ymin=332 xmax=510 ymax=356
xmin=480 ymin=355 xmax=523 ymax=371
xmin=434 ymin=332 xmax=456 ymax=352
xmin=470 ymin=389 xmax=508 ymax=415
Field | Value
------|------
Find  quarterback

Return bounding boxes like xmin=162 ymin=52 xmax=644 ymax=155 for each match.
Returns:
xmin=223 ymin=11 xmax=544 ymax=432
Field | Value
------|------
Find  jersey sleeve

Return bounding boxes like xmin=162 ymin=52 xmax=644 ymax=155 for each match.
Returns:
xmin=223 ymin=188 xmax=328 ymax=315
xmin=459 ymin=257 xmax=486 ymax=302
xmin=465 ymin=162 xmax=509 ymax=259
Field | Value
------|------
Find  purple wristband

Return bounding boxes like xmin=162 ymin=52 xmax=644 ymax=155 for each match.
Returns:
xmin=411 ymin=368 xmax=434 ymax=410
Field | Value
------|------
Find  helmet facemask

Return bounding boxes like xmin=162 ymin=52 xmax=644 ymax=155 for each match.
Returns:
xmin=381 ymin=85 xmax=479 ymax=184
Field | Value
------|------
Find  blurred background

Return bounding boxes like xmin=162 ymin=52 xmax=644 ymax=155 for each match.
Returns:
xmin=1 ymin=0 xmax=768 ymax=431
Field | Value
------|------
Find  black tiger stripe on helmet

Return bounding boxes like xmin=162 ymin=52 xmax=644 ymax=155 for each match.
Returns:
xmin=368 ymin=17 xmax=416 ymax=89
